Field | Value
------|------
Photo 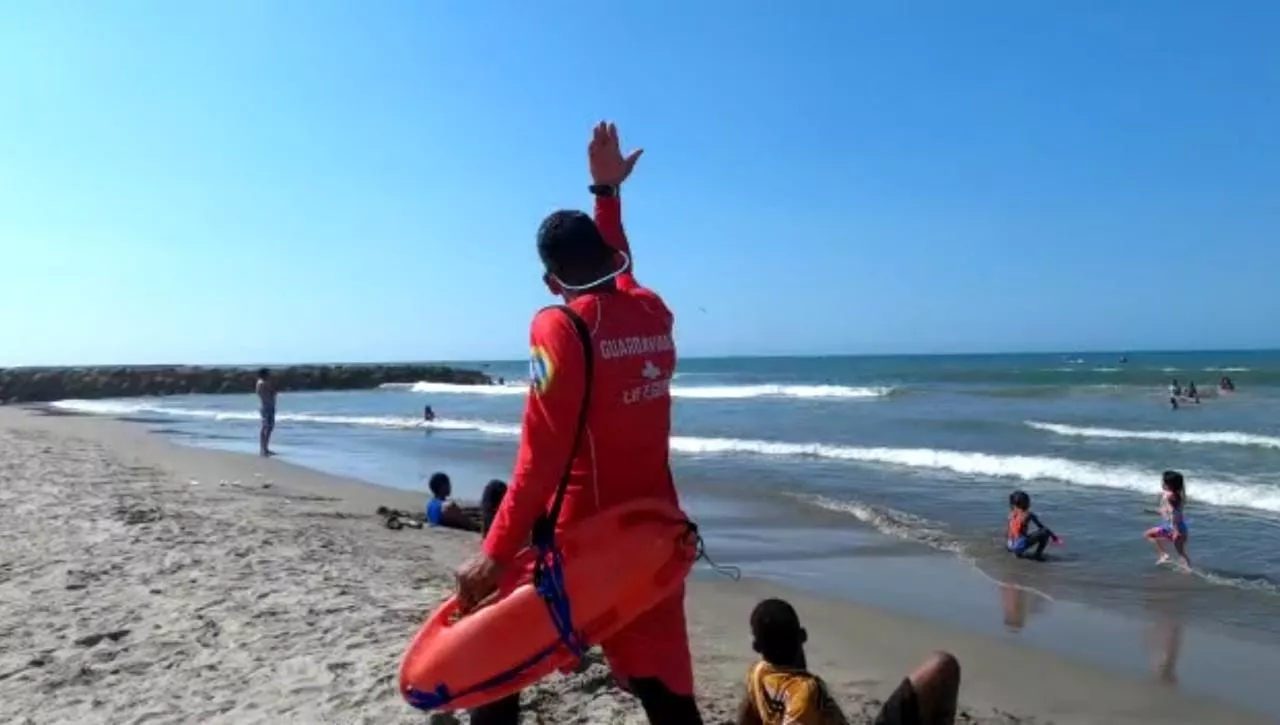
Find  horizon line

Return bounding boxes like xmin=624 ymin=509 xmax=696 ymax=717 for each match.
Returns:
xmin=3 ymin=346 xmax=1277 ymax=370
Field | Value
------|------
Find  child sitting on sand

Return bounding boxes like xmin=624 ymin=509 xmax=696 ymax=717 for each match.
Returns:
xmin=1006 ymin=490 xmax=1058 ymax=560
xmin=737 ymin=598 xmax=961 ymax=725
xmin=1144 ymin=470 xmax=1190 ymax=569
xmin=426 ymin=472 xmax=480 ymax=532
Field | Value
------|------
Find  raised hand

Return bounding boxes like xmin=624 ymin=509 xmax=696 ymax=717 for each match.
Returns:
xmin=588 ymin=121 xmax=643 ymax=186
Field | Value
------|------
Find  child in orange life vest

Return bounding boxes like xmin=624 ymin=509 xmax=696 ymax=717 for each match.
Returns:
xmin=1007 ymin=490 xmax=1058 ymax=560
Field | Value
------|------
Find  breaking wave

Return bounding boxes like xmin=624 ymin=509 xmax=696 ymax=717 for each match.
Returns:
xmin=1027 ymin=421 xmax=1280 ymax=451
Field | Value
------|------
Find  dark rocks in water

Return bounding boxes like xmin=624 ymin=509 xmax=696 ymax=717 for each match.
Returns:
xmin=0 ymin=364 xmax=492 ymax=404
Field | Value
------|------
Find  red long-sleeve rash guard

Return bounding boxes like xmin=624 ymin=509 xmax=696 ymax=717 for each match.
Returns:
xmin=483 ymin=197 xmax=680 ymax=564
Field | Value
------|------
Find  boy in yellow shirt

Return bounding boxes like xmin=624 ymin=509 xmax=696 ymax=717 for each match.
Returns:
xmin=737 ymin=599 xmax=961 ymax=725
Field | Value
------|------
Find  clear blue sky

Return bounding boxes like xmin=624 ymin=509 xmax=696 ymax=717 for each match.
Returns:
xmin=2 ymin=1 xmax=1277 ymax=365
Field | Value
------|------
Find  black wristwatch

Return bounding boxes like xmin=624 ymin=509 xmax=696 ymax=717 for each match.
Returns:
xmin=588 ymin=183 xmax=619 ymax=198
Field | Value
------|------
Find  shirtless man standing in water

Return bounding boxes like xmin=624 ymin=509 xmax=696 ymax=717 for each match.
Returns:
xmin=255 ymin=368 xmax=277 ymax=456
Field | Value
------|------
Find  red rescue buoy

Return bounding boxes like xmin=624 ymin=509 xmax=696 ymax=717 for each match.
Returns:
xmin=399 ymin=498 xmax=697 ymax=712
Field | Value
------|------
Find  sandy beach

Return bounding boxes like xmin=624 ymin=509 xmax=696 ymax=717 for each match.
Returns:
xmin=0 ymin=406 xmax=1268 ymax=725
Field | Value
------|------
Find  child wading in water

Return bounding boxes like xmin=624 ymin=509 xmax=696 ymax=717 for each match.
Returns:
xmin=1006 ymin=490 xmax=1058 ymax=560
xmin=1145 ymin=470 xmax=1190 ymax=569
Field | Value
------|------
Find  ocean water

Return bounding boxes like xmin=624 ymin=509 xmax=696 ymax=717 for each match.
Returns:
xmin=52 ymin=351 xmax=1280 ymax=646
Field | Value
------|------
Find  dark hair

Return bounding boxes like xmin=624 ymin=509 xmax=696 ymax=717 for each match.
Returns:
xmin=258 ymin=368 xmax=271 ymax=378
xmin=536 ymin=210 xmax=615 ymax=285
xmin=428 ymin=472 xmax=451 ymax=498
xmin=1009 ymin=490 xmax=1031 ymax=510
xmin=1162 ymin=470 xmax=1185 ymax=506
xmin=480 ymin=479 xmax=508 ymax=534
xmin=750 ymin=598 xmax=805 ymax=665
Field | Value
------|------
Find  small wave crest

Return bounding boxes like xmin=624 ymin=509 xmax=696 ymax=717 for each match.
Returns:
xmin=672 ymin=384 xmax=893 ymax=400
xmin=397 ymin=382 xmax=527 ymax=396
xmin=799 ymin=495 xmax=964 ymax=554
xmin=1186 ymin=566 xmax=1280 ymax=596
xmin=1027 ymin=421 xmax=1280 ymax=450
xmin=48 ymin=399 xmax=521 ymax=436
xmin=391 ymin=380 xmax=895 ymax=401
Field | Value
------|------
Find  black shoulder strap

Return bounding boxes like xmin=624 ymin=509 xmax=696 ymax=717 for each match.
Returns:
xmin=530 ymin=305 xmax=594 ymax=548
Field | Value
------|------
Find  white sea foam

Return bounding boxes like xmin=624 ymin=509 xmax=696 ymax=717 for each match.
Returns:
xmin=51 ymin=400 xmax=1280 ymax=514
xmin=667 ymin=436 xmax=1280 ymax=513
xmin=390 ymin=380 xmax=895 ymax=400
xmin=670 ymin=384 xmax=893 ymax=399
xmin=403 ymin=382 xmax=527 ymax=396
xmin=50 ymin=399 xmax=161 ymax=417
xmin=799 ymin=495 xmax=964 ymax=553
xmin=48 ymin=399 xmax=522 ymax=436
xmin=1027 ymin=421 xmax=1280 ymax=450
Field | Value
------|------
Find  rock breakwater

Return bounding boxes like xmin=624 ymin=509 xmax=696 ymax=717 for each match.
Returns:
xmin=0 ymin=364 xmax=491 ymax=404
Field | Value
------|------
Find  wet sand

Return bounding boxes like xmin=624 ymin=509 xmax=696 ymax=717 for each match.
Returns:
xmin=0 ymin=407 xmax=1267 ymax=724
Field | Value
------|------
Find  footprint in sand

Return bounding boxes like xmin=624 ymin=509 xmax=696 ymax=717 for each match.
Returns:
xmin=73 ymin=629 xmax=130 ymax=648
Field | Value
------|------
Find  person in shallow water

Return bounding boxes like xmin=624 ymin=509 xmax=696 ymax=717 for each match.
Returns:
xmin=737 ymin=598 xmax=962 ymax=725
xmin=1144 ymin=470 xmax=1191 ymax=569
xmin=1185 ymin=381 xmax=1200 ymax=403
xmin=1006 ymin=490 xmax=1058 ymax=560
xmin=455 ymin=122 xmax=701 ymax=725
xmin=255 ymin=368 xmax=277 ymax=456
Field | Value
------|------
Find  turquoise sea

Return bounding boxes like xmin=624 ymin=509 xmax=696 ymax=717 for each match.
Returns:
xmin=53 ymin=350 xmax=1280 ymax=714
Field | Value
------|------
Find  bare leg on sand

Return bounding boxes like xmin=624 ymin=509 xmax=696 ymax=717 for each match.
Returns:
xmin=871 ymin=651 xmax=962 ymax=725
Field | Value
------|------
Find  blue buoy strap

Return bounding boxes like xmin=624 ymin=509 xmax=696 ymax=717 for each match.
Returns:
xmin=534 ymin=545 xmax=589 ymax=659
xmin=404 ymin=637 xmax=563 ymax=711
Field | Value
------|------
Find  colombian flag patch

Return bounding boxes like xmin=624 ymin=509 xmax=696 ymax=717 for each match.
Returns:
xmin=530 ymin=345 xmax=554 ymax=395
